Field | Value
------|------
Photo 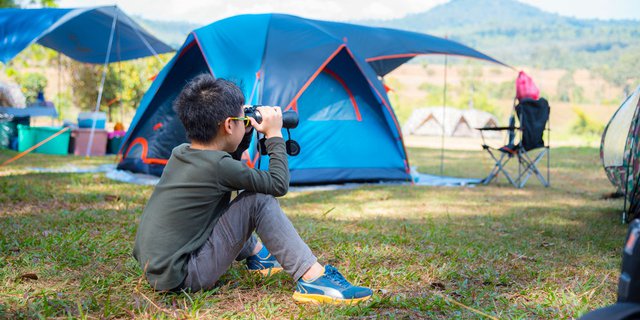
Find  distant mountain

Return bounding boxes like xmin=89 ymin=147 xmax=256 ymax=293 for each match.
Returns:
xmin=134 ymin=16 xmax=202 ymax=49
xmin=357 ymin=0 xmax=639 ymax=71
xmin=131 ymin=0 xmax=639 ymax=84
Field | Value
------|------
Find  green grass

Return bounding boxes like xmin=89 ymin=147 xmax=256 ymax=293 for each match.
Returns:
xmin=0 ymin=146 xmax=627 ymax=319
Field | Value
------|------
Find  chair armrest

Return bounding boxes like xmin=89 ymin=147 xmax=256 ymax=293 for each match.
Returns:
xmin=476 ymin=126 xmax=519 ymax=131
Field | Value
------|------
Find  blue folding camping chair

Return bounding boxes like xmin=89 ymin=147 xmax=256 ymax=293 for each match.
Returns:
xmin=478 ymin=98 xmax=551 ymax=188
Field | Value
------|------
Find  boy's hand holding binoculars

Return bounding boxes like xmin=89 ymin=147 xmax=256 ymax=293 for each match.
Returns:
xmin=249 ymin=106 xmax=283 ymax=139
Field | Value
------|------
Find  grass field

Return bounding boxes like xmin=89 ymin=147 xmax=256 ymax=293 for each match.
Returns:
xmin=0 ymin=145 xmax=629 ymax=319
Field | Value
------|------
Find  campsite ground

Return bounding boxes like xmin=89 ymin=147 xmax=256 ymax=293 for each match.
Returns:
xmin=0 ymin=143 xmax=627 ymax=319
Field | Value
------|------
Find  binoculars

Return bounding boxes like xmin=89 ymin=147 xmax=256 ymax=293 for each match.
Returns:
xmin=243 ymin=105 xmax=299 ymax=129
xmin=243 ymin=105 xmax=300 ymax=156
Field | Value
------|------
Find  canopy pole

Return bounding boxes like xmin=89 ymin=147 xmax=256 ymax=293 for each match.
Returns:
xmin=119 ymin=61 xmax=124 ymax=124
xmin=440 ymin=53 xmax=448 ymax=176
xmin=56 ymin=52 xmax=61 ymax=126
xmin=86 ymin=6 xmax=118 ymax=158
xmin=117 ymin=23 xmax=123 ymax=124
xmin=624 ymin=131 xmax=635 ymax=223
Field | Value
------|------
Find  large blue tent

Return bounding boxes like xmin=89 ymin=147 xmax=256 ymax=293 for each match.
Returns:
xmin=118 ymin=13 xmax=508 ymax=185
xmin=0 ymin=6 xmax=173 ymax=64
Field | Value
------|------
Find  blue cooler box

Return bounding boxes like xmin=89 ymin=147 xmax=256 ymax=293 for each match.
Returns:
xmin=78 ymin=112 xmax=106 ymax=129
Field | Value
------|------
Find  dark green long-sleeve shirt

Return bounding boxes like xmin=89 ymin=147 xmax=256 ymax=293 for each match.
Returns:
xmin=133 ymin=137 xmax=289 ymax=290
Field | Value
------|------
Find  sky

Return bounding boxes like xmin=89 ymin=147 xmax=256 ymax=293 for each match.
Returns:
xmin=56 ymin=0 xmax=640 ymax=24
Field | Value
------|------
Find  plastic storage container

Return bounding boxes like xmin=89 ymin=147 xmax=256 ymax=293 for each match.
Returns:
xmin=72 ymin=128 xmax=108 ymax=156
xmin=17 ymin=124 xmax=35 ymax=152
xmin=107 ymin=130 xmax=126 ymax=154
xmin=0 ymin=114 xmax=15 ymax=149
xmin=107 ymin=137 xmax=123 ymax=154
xmin=33 ymin=126 xmax=70 ymax=155
xmin=78 ymin=112 xmax=107 ymax=129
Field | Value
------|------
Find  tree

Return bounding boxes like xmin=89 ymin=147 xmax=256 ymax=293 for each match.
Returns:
xmin=0 ymin=0 xmax=57 ymax=8
xmin=556 ymin=71 xmax=586 ymax=103
xmin=0 ymin=0 xmax=18 ymax=8
xmin=596 ymin=51 xmax=640 ymax=96
xmin=452 ymin=62 xmax=499 ymax=115
xmin=20 ymin=73 xmax=48 ymax=104
xmin=68 ymin=57 xmax=166 ymax=121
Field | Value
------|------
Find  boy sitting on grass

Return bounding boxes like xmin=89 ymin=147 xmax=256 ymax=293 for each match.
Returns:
xmin=133 ymin=74 xmax=372 ymax=304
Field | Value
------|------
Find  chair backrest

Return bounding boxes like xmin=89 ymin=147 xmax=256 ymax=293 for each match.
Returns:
xmin=516 ymin=98 xmax=550 ymax=151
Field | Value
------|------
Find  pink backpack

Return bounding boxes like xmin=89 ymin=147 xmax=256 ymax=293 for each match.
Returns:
xmin=516 ymin=71 xmax=539 ymax=101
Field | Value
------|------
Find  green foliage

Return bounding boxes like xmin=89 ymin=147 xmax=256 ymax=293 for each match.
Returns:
xmin=53 ymin=90 xmax=73 ymax=120
xmin=386 ymin=79 xmax=412 ymax=124
xmin=595 ymin=50 xmax=640 ymax=94
xmin=557 ymin=71 xmax=586 ymax=103
xmin=19 ymin=72 xmax=47 ymax=105
xmin=453 ymin=63 xmax=499 ymax=114
xmin=3 ymin=43 xmax=165 ymax=122
xmin=571 ymin=107 xmax=605 ymax=137
xmin=68 ymin=63 xmax=100 ymax=111
xmin=412 ymin=63 xmax=515 ymax=120
xmin=487 ymin=80 xmax=514 ymax=100
xmin=67 ymin=57 xmax=164 ymax=120
xmin=0 ymin=0 xmax=18 ymax=7
xmin=5 ymin=44 xmax=58 ymax=71
xmin=37 ymin=0 xmax=57 ymax=7
xmin=419 ymin=82 xmax=445 ymax=106
xmin=0 ymin=0 xmax=57 ymax=8
xmin=419 ymin=62 xmax=502 ymax=115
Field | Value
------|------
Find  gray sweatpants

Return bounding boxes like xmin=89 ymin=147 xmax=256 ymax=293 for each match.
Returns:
xmin=181 ymin=192 xmax=317 ymax=292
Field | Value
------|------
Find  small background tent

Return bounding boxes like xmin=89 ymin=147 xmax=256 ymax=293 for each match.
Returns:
xmin=403 ymin=107 xmax=499 ymax=138
xmin=118 ymin=13 xmax=507 ymax=185
xmin=601 ymin=85 xmax=640 ymax=222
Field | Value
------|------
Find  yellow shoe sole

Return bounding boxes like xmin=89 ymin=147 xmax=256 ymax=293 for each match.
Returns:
xmin=248 ymin=267 xmax=283 ymax=276
xmin=292 ymin=292 xmax=372 ymax=305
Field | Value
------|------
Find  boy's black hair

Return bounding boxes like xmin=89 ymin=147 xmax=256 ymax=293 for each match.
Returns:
xmin=173 ymin=74 xmax=245 ymax=143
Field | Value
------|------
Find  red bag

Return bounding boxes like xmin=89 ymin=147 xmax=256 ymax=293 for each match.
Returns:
xmin=516 ymin=71 xmax=539 ymax=101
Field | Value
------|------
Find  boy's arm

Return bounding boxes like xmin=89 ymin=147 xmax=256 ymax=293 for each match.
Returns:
xmin=218 ymin=136 xmax=289 ymax=196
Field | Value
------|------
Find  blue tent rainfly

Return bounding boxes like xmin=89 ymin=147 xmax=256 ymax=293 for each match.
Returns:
xmin=118 ymin=13 xmax=509 ymax=185
xmin=0 ymin=6 xmax=173 ymax=64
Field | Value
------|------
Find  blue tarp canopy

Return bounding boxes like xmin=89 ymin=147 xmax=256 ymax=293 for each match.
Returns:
xmin=118 ymin=13 xmax=509 ymax=185
xmin=316 ymin=19 xmax=510 ymax=76
xmin=0 ymin=6 xmax=173 ymax=64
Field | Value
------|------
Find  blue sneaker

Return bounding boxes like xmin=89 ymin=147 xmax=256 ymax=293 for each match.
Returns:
xmin=246 ymin=245 xmax=283 ymax=276
xmin=293 ymin=265 xmax=373 ymax=304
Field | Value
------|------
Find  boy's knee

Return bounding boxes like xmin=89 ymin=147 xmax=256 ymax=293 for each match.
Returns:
xmin=237 ymin=191 xmax=277 ymax=206
xmin=247 ymin=193 xmax=280 ymax=217
xmin=254 ymin=192 xmax=278 ymax=207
